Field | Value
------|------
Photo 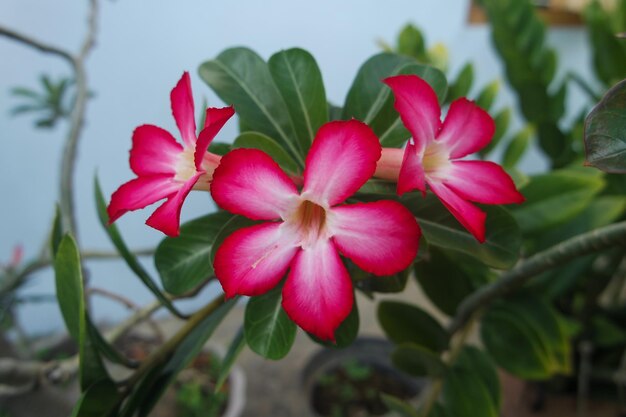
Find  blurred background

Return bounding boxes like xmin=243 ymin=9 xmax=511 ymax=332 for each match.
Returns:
xmin=0 ymin=0 xmax=598 ymax=335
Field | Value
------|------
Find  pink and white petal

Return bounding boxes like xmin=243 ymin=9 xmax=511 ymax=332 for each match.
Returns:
xmin=429 ymin=181 xmax=487 ymax=243
xmin=282 ymin=239 xmax=353 ymax=341
xmin=214 ymin=222 xmax=299 ymax=298
xmin=211 ymin=149 xmax=299 ymax=220
xmin=445 ymin=161 xmax=525 ymax=205
xmin=397 ymin=141 xmax=426 ymax=196
xmin=331 ymin=201 xmax=420 ymax=276
xmin=170 ymin=72 xmax=197 ymax=148
xmin=130 ymin=125 xmax=183 ymax=176
xmin=303 ymin=120 xmax=381 ymax=206
xmin=437 ymin=98 xmax=495 ymax=159
xmin=145 ymin=173 xmax=201 ymax=236
xmin=194 ymin=106 xmax=235 ymax=170
xmin=384 ymin=75 xmax=441 ymax=153
xmin=107 ymin=175 xmax=181 ymax=224
xmin=374 ymin=147 xmax=404 ymax=181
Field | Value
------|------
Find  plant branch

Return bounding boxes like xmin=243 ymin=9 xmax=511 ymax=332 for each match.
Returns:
xmin=449 ymin=221 xmax=626 ymax=334
xmin=0 ymin=26 xmax=76 ymax=66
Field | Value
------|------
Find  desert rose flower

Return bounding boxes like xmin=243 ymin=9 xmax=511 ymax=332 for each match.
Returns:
xmin=374 ymin=75 xmax=524 ymax=242
xmin=107 ymin=72 xmax=234 ymax=236
xmin=211 ymin=120 xmax=421 ymax=340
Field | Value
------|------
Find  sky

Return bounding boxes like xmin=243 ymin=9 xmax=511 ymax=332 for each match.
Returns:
xmin=0 ymin=0 xmax=597 ymax=335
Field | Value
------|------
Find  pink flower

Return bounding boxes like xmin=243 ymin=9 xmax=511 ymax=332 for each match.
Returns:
xmin=211 ymin=120 xmax=421 ymax=340
xmin=374 ymin=75 xmax=524 ymax=242
xmin=107 ymin=72 xmax=234 ymax=236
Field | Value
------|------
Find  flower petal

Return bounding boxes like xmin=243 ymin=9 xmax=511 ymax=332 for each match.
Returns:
xmin=429 ymin=181 xmax=487 ymax=243
xmin=145 ymin=173 xmax=201 ymax=236
xmin=331 ymin=201 xmax=420 ymax=276
xmin=397 ymin=141 xmax=426 ymax=196
xmin=445 ymin=161 xmax=525 ymax=205
xmin=214 ymin=222 xmax=299 ymax=298
xmin=170 ymin=72 xmax=196 ymax=147
xmin=211 ymin=148 xmax=299 ymax=220
xmin=437 ymin=98 xmax=495 ymax=159
xmin=194 ymin=106 xmax=235 ymax=170
xmin=129 ymin=125 xmax=183 ymax=176
xmin=107 ymin=175 xmax=180 ymax=224
xmin=303 ymin=120 xmax=381 ymax=206
xmin=384 ymin=75 xmax=441 ymax=153
xmin=282 ymin=239 xmax=353 ymax=341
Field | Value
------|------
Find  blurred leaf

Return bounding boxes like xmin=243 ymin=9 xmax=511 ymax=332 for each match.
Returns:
xmin=397 ymin=24 xmax=428 ymax=61
xmin=392 ymin=343 xmax=447 ymax=377
xmin=244 ymin=286 xmax=297 ymax=360
xmin=403 ymin=194 xmax=521 ymax=269
xmin=584 ymin=79 xmax=626 ymax=173
xmin=502 ymin=126 xmax=533 ymax=169
xmin=51 ymin=204 xmax=63 ymax=256
xmin=215 ymin=326 xmax=246 ymax=391
xmin=442 ymin=367 xmax=498 ymax=417
xmin=268 ymin=48 xmax=328 ymax=155
xmin=481 ymin=107 xmax=511 ymax=157
xmin=511 ymin=168 xmax=606 ymax=234
xmin=591 ymin=315 xmax=626 ymax=347
xmin=455 ymin=347 xmax=501 ymax=409
xmin=354 ymin=264 xmax=410 ymax=294
xmin=233 ymin=131 xmax=300 ymax=175
xmin=70 ymin=379 xmax=119 ymax=417
xmin=342 ymin=53 xmax=447 ymax=148
xmin=447 ymin=63 xmax=474 ymax=103
xmin=328 ymin=102 xmax=343 ymax=121
xmin=94 ymin=177 xmax=184 ymax=318
xmin=308 ymin=301 xmax=360 ymax=349
xmin=414 ymin=249 xmax=485 ymax=316
xmin=199 ymin=47 xmax=303 ymax=166
xmin=475 ymin=80 xmax=500 ymax=111
xmin=207 ymin=141 xmax=231 ymax=156
xmin=378 ymin=301 xmax=449 ymax=352
xmin=381 ymin=394 xmax=419 ymax=417
xmin=155 ymin=211 xmax=234 ymax=295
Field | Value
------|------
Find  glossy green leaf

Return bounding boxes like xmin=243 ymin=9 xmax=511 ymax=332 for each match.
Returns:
xmin=454 ymin=347 xmax=501 ymax=410
xmin=94 ymin=177 xmax=184 ymax=318
xmin=414 ymin=250 xmax=481 ymax=316
xmin=442 ymin=368 xmax=498 ymax=417
xmin=447 ymin=63 xmax=474 ymax=103
xmin=209 ymin=215 xmax=259 ymax=264
xmin=392 ymin=343 xmax=447 ymax=377
xmin=244 ymin=287 xmax=296 ymax=360
xmin=268 ymin=48 xmax=328 ymax=155
xmin=403 ymin=194 xmax=521 ymax=269
xmin=70 ymin=379 xmax=119 ymax=417
xmin=342 ymin=53 xmax=447 ymax=148
xmin=155 ymin=211 xmax=234 ymax=295
xmin=381 ymin=394 xmax=419 ymax=417
xmin=511 ymin=168 xmax=606 ymax=234
xmin=215 ymin=326 xmax=246 ymax=391
xmin=199 ymin=47 xmax=303 ymax=166
xmin=502 ymin=125 xmax=533 ymax=169
xmin=378 ymin=301 xmax=448 ymax=352
xmin=308 ymin=301 xmax=360 ymax=349
xmin=584 ymin=79 xmax=626 ymax=173
xmin=233 ymin=131 xmax=300 ymax=175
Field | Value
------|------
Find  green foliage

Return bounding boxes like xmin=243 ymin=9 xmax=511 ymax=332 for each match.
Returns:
xmin=233 ymin=131 xmax=300 ymax=175
xmin=155 ymin=212 xmax=234 ymax=295
xmin=214 ymin=327 xmax=246 ymax=391
xmin=10 ymin=74 xmax=75 ymax=128
xmin=584 ymin=79 xmax=626 ymax=173
xmin=244 ymin=286 xmax=296 ymax=360
xmin=502 ymin=125 xmax=533 ymax=169
xmin=378 ymin=301 xmax=448 ymax=352
xmin=391 ymin=343 xmax=447 ymax=377
xmin=447 ymin=63 xmax=474 ymax=103
xmin=308 ymin=302 xmax=360 ymax=349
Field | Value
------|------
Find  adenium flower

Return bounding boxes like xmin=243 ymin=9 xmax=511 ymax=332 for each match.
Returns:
xmin=211 ymin=120 xmax=420 ymax=340
xmin=107 ymin=72 xmax=234 ymax=236
xmin=374 ymin=75 xmax=524 ymax=242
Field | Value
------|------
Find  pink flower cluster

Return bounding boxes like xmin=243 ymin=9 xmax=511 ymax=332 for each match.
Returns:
xmin=108 ymin=72 xmax=523 ymax=340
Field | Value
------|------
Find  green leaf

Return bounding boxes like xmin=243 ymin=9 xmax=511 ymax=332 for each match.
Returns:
xmin=403 ymin=194 xmax=521 ymax=269
xmin=94 ymin=177 xmax=184 ymax=318
xmin=454 ymin=347 xmax=501 ymax=410
xmin=342 ymin=53 xmax=447 ymax=148
xmin=377 ymin=301 xmax=448 ymax=352
xmin=397 ymin=24 xmax=428 ymax=61
xmin=244 ymin=286 xmax=297 ymax=360
xmin=199 ymin=47 xmax=303 ymax=166
xmin=442 ymin=367 xmax=498 ymax=417
xmin=392 ymin=343 xmax=447 ymax=377
xmin=481 ymin=107 xmax=511 ymax=157
xmin=268 ymin=48 xmax=328 ymax=155
xmin=590 ymin=316 xmax=626 ymax=347
xmin=87 ymin=318 xmax=137 ymax=368
xmin=502 ymin=125 xmax=533 ymax=169
xmin=209 ymin=215 xmax=259 ymax=264
xmin=233 ymin=131 xmax=300 ymax=175
xmin=54 ymin=235 xmax=110 ymax=389
xmin=207 ymin=141 xmax=231 ymax=156
xmin=414 ymin=249 xmax=484 ymax=316
xmin=447 ymin=63 xmax=474 ymax=103
xmin=50 ymin=204 xmax=64 ymax=256
xmin=215 ymin=326 xmax=246 ymax=391
xmin=584 ymin=79 xmax=626 ymax=173
xmin=155 ymin=211 xmax=234 ymax=295
xmin=511 ymin=168 xmax=606 ymax=234
xmin=381 ymin=394 xmax=419 ymax=417
xmin=353 ymin=263 xmax=411 ymax=294
xmin=584 ymin=2 xmax=626 ymax=87
xmin=70 ymin=379 xmax=119 ymax=417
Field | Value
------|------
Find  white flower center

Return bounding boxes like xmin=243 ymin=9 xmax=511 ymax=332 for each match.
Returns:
xmin=422 ymin=140 xmax=451 ymax=180
xmin=285 ymin=199 xmax=329 ymax=248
